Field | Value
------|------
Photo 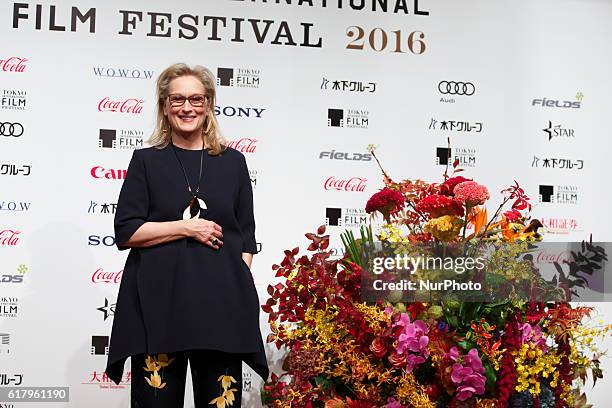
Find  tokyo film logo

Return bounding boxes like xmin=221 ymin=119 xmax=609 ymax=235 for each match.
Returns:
xmin=327 ymin=109 xmax=369 ymax=129
xmin=538 ymin=185 xmax=578 ymax=204
xmin=99 ymin=129 xmax=144 ymax=149
xmin=217 ymin=67 xmax=260 ymax=88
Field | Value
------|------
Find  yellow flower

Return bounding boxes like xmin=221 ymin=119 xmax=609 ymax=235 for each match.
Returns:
xmin=156 ymin=353 xmax=175 ymax=368
xmin=223 ymin=388 xmax=238 ymax=405
xmin=209 ymin=374 xmax=238 ymax=407
xmin=143 ymin=355 xmax=159 ymax=372
xmin=209 ymin=396 xmax=226 ymax=408
xmin=217 ymin=375 xmax=237 ymax=391
xmin=424 ymin=215 xmax=463 ymax=242
xmin=143 ymin=353 xmax=175 ymax=372
xmin=145 ymin=371 xmax=166 ymax=389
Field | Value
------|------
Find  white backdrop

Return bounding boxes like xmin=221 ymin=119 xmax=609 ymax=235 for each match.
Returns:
xmin=1 ymin=0 xmax=611 ymax=406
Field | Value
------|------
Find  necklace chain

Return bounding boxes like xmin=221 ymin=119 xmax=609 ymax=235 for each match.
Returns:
xmin=171 ymin=143 xmax=204 ymax=197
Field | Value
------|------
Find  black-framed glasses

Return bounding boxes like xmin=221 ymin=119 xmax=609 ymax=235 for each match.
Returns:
xmin=167 ymin=94 xmax=208 ymax=108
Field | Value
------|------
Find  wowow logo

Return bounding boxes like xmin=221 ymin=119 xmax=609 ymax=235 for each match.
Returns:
xmin=93 ymin=67 xmax=154 ymax=80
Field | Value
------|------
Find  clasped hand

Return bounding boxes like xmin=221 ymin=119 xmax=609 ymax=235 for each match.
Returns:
xmin=184 ymin=218 xmax=223 ymax=249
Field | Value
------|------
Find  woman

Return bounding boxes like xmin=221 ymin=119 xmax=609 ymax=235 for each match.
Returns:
xmin=104 ymin=63 xmax=268 ymax=407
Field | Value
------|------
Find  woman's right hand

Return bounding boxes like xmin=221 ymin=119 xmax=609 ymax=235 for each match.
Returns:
xmin=184 ymin=218 xmax=223 ymax=249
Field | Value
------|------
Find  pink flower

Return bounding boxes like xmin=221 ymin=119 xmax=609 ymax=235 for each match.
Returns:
xmin=520 ymin=323 xmax=548 ymax=351
xmin=453 ymin=181 xmax=490 ymax=207
xmin=392 ymin=313 xmax=430 ymax=372
xmin=386 ymin=398 xmax=406 ymax=408
xmin=449 ymin=348 xmax=486 ymax=401
xmin=447 ymin=346 xmax=460 ymax=362
xmin=464 ymin=348 xmax=485 ymax=373
xmin=406 ymin=354 xmax=426 ymax=372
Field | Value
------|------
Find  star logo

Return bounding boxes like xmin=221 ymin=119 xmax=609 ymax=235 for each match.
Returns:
xmin=543 ymin=121 xmax=553 ymax=141
xmin=97 ymin=298 xmax=116 ymax=321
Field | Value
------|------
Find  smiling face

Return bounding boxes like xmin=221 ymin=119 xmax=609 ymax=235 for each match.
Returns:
xmin=163 ymin=75 xmax=209 ymax=138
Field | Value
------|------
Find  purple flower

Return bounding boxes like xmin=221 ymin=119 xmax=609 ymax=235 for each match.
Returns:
xmin=437 ymin=321 xmax=449 ymax=333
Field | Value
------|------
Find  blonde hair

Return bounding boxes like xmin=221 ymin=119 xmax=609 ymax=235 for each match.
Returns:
xmin=148 ymin=63 xmax=225 ymax=155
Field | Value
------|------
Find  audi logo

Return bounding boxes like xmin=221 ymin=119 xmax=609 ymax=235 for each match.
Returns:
xmin=438 ymin=81 xmax=476 ymax=96
xmin=0 ymin=122 xmax=24 ymax=137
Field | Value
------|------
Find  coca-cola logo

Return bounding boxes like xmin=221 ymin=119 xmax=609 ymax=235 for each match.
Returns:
xmin=324 ymin=176 xmax=367 ymax=192
xmin=0 ymin=57 xmax=28 ymax=73
xmin=98 ymin=97 xmax=143 ymax=114
xmin=0 ymin=229 xmax=20 ymax=246
xmin=226 ymin=138 xmax=257 ymax=154
xmin=531 ymin=250 xmax=573 ymax=265
xmin=91 ymin=268 xmax=123 ymax=284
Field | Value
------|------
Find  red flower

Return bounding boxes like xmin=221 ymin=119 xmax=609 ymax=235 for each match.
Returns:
xmin=346 ymin=397 xmax=376 ymax=408
xmin=441 ymin=176 xmax=471 ymax=196
xmin=416 ymin=194 xmax=464 ymax=218
xmin=365 ymin=187 xmax=405 ymax=221
xmin=406 ymin=302 xmax=427 ymax=320
xmin=503 ymin=209 xmax=521 ymax=222
xmin=502 ymin=180 xmax=532 ymax=212
xmin=388 ymin=351 xmax=407 ymax=368
xmin=369 ymin=337 xmax=387 ymax=358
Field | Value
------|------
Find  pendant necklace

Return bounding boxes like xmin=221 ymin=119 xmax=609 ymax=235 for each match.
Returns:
xmin=171 ymin=143 xmax=207 ymax=220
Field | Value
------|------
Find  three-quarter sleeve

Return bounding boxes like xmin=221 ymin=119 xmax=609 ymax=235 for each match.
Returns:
xmin=114 ymin=149 xmax=149 ymax=250
xmin=237 ymin=153 xmax=258 ymax=254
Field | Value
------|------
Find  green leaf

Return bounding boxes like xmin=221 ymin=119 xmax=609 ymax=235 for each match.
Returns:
xmin=313 ymin=375 xmax=333 ymax=390
xmin=457 ymin=340 xmax=475 ymax=351
xmin=484 ymin=362 xmax=497 ymax=394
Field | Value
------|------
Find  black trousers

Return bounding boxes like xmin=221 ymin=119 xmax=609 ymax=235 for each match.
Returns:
xmin=131 ymin=350 xmax=242 ymax=408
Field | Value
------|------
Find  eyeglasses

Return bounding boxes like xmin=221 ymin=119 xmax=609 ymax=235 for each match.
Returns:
xmin=167 ymin=94 xmax=208 ymax=108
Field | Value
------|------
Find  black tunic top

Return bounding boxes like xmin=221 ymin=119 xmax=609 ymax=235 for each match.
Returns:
xmin=104 ymin=144 xmax=269 ymax=384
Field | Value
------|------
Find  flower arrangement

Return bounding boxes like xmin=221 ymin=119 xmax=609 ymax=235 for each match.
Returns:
xmin=261 ymin=145 xmax=610 ymax=407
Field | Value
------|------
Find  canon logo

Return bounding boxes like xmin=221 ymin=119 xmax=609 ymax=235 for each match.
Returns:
xmin=92 ymin=268 xmax=123 ymax=284
xmin=90 ymin=166 xmax=126 ymax=180
xmin=98 ymin=97 xmax=144 ymax=114
xmin=226 ymin=138 xmax=257 ymax=153
xmin=324 ymin=177 xmax=367 ymax=192
xmin=0 ymin=57 xmax=28 ymax=73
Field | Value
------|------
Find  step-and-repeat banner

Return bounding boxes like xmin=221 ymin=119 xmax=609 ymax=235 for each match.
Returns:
xmin=1 ymin=0 xmax=611 ymax=406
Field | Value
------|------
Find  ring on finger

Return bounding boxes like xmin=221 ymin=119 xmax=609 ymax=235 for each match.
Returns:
xmin=211 ymin=238 xmax=219 ymax=246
